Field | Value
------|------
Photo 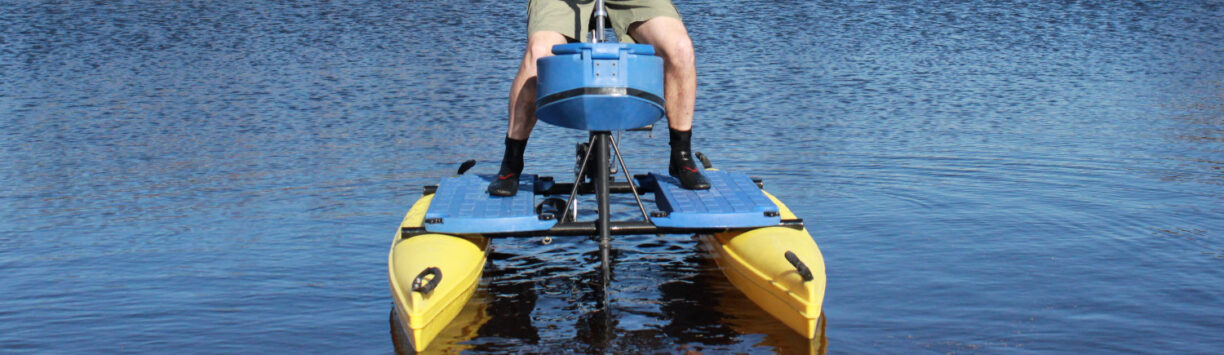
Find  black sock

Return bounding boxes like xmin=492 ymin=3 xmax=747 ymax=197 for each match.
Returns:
xmin=669 ymin=128 xmax=692 ymax=162
xmin=498 ymin=136 xmax=528 ymax=176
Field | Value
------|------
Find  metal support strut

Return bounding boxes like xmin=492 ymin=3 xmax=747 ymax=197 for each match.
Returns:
xmin=594 ymin=132 xmax=612 ymax=309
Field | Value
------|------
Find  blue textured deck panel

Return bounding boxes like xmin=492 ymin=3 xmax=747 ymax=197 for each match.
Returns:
xmin=649 ymin=171 xmax=781 ymax=228
xmin=423 ymin=174 xmax=556 ymax=234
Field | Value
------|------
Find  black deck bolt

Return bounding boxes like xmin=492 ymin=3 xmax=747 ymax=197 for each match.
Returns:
xmin=764 ymin=211 xmax=780 ymax=217
xmin=650 ymin=211 xmax=669 ymax=218
xmin=424 ymin=218 xmax=443 ymax=224
xmin=539 ymin=214 xmax=555 ymax=221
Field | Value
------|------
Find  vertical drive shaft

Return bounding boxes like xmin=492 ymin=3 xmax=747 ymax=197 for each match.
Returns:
xmin=594 ymin=132 xmax=612 ymax=308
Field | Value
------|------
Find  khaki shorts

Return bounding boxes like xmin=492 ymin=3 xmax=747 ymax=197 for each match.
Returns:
xmin=527 ymin=0 xmax=682 ymax=43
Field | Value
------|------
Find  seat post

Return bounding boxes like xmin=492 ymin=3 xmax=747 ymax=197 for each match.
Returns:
xmin=591 ymin=0 xmax=607 ymax=43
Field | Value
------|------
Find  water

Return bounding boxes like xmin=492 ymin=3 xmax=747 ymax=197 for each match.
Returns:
xmin=2 ymin=0 xmax=1222 ymax=353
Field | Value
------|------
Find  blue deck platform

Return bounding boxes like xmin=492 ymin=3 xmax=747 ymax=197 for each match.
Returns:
xmin=422 ymin=170 xmax=781 ymax=234
xmin=647 ymin=170 xmax=781 ymax=228
xmin=423 ymin=174 xmax=557 ymax=234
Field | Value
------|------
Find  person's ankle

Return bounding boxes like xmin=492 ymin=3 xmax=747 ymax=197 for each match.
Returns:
xmin=666 ymin=130 xmax=710 ymax=190
xmin=668 ymin=128 xmax=692 ymax=150
xmin=488 ymin=136 xmax=528 ymax=197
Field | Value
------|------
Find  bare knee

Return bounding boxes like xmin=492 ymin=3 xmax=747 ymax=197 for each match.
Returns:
xmin=630 ymin=18 xmax=695 ymax=69
xmin=527 ymin=42 xmax=555 ymax=62
xmin=658 ymin=36 xmax=695 ymax=69
xmin=525 ymin=32 xmax=568 ymax=64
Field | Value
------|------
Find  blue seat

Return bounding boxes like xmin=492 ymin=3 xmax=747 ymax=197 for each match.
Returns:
xmin=535 ymin=43 xmax=665 ymax=131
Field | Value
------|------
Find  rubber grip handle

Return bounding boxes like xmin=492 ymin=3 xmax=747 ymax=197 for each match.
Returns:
xmin=411 ymin=267 xmax=442 ymax=294
xmin=457 ymin=160 xmax=476 ymax=175
xmin=785 ymin=251 xmax=814 ymax=282
xmin=695 ymin=152 xmax=713 ymax=169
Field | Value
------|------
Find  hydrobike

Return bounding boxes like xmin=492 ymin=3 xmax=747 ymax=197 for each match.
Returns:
xmin=389 ymin=3 xmax=826 ymax=351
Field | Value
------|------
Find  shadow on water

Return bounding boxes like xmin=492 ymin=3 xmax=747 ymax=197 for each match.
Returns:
xmin=390 ymin=235 xmax=827 ymax=354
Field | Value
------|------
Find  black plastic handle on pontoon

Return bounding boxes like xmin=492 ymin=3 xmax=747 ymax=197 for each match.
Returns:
xmin=411 ymin=267 xmax=442 ymax=294
xmin=785 ymin=251 xmax=814 ymax=282
xmin=457 ymin=160 xmax=476 ymax=175
xmin=695 ymin=152 xmax=713 ymax=169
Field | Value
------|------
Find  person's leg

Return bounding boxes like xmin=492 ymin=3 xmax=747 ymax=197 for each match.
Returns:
xmin=628 ymin=16 xmax=695 ymax=131
xmin=629 ymin=17 xmax=709 ymax=190
xmin=507 ymin=31 xmax=569 ymax=140
xmin=489 ymin=31 xmax=569 ymax=197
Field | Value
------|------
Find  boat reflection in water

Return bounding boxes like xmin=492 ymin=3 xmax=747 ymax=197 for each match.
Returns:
xmin=715 ymin=289 xmax=828 ymax=355
xmin=390 ymin=289 xmax=492 ymax=355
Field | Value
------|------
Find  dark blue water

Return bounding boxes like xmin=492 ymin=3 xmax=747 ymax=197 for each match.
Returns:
xmin=2 ymin=0 xmax=1222 ymax=353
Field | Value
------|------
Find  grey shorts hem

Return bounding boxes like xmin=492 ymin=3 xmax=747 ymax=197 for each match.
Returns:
xmin=527 ymin=0 xmax=681 ymax=43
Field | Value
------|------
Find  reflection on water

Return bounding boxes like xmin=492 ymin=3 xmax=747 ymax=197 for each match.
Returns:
xmin=390 ymin=290 xmax=492 ymax=355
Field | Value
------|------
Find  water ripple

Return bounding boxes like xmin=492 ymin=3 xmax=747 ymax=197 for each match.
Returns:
xmin=2 ymin=0 xmax=1222 ymax=353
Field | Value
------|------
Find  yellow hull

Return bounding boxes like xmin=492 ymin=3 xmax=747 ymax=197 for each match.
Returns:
xmin=388 ymin=194 xmax=490 ymax=352
xmin=698 ymin=191 xmax=827 ymax=339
